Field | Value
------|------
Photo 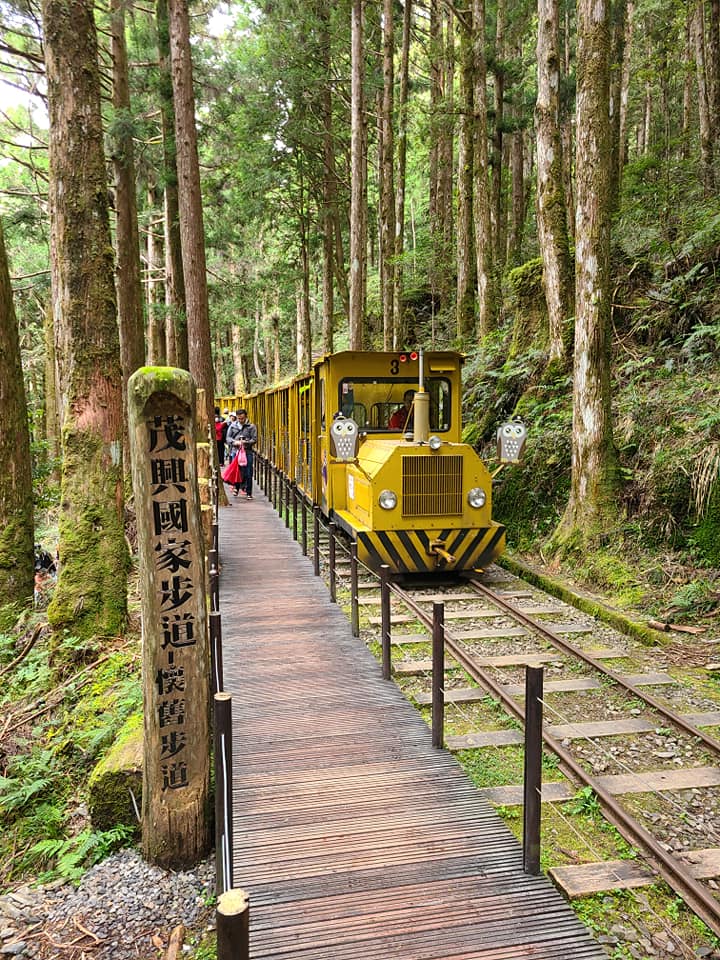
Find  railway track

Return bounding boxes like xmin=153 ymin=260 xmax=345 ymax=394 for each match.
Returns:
xmin=342 ymin=562 xmax=720 ymax=943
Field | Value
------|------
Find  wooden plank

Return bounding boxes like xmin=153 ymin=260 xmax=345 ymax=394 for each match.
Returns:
xmin=548 ymin=717 xmax=657 ymax=739
xmin=452 ymin=627 xmax=528 ymax=640
xmin=484 ymin=766 xmax=720 ymax=806
xmin=683 ymin=710 xmax=720 ymax=727
xmin=595 ymin=764 xmax=720 ymax=795
xmin=395 ymin=649 xmax=625 ymax=675
xmin=369 ymin=605 xmax=565 ymax=624
xmin=481 ymin=782 xmax=574 ymax=805
xmin=550 ymin=848 xmax=720 ymax=898
xmin=549 ymin=859 xmax=655 ymax=897
xmin=447 ymin=729 xmax=524 ymax=749
xmin=501 ymin=672 xmax=675 ymax=697
xmin=542 ymin=622 xmax=593 ymax=634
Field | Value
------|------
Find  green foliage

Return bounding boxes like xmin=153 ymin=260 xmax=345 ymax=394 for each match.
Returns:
xmin=0 ymin=750 xmax=55 ymax=814
xmin=29 ymin=824 xmax=135 ymax=884
xmin=564 ymin=785 xmax=601 ymax=817
xmin=666 ymin=579 xmax=719 ymax=618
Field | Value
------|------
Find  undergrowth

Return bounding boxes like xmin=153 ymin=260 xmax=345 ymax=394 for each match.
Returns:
xmin=0 ymin=620 xmax=141 ymax=887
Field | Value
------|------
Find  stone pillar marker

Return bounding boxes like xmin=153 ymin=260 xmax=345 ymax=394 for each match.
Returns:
xmin=128 ymin=367 xmax=211 ymax=867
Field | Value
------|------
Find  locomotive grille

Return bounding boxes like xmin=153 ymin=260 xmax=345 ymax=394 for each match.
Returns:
xmin=402 ymin=455 xmax=464 ymax=517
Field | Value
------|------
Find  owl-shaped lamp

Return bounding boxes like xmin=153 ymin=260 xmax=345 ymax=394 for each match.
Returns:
xmin=496 ymin=420 xmax=527 ymax=464
xmin=330 ymin=414 xmax=360 ymax=462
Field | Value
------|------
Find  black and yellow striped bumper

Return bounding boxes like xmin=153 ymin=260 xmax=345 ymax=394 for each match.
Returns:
xmin=355 ymin=524 xmax=506 ymax=574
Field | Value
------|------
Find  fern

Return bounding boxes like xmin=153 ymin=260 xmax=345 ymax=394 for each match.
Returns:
xmin=30 ymin=825 xmax=135 ymax=884
xmin=0 ymin=774 xmax=52 ymax=813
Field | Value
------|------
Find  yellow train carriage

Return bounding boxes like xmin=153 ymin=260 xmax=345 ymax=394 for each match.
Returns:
xmin=218 ymin=350 xmax=506 ymax=575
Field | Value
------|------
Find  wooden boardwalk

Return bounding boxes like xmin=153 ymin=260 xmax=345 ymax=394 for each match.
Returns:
xmin=219 ymin=485 xmax=606 ymax=959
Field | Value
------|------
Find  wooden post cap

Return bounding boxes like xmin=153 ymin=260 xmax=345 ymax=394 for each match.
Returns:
xmin=218 ymin=888 xmax=249 ymax=916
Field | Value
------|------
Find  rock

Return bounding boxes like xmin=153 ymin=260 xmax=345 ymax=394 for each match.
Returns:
xmin=0 ymin=942 xmax=27 ymax=956
xmin=87 ymin=714 xmax=143 ymax=830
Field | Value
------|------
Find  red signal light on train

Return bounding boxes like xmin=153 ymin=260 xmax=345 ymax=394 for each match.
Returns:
xmin=399 ymin=353 xmax=407 ymax=362
xmin=398 ymin=351 xmax=418 ymax=362
xmin=409 ymin=351 xmax=418 ymax=361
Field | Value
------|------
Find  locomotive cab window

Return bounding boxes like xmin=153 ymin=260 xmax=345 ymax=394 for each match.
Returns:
xmin=338 ymin=378 xmax=451 ymax=433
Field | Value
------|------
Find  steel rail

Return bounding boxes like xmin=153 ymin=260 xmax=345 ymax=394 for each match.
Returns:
xmin=466 ymin=577 xmax=720 ymax=756
xmin=390 ymin=582 xmax=720 ymax=939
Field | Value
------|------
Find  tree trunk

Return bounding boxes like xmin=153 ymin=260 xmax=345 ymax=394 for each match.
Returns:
xmin=147 ymin=199 xmax=166 ymax=365
xmin=555 ymin=0 xmax=619 ymax=545
xmin=608 ymin=0 xmax=627 ymax=211
xmin=157 ymin=0 xmax=188 ymax=370
xmin=492 ymin=0 xmax=506 ymax=269
xmin=349 ymin=0 xmax=366 ymax=349
xmin=42 ymin=0 xmax=129 ymax=638
xmin=535 ymin=0 xmax=573 ymax=362
xmin=472 ymin=0 xmax=497 ymax=339
xmin=231 ymin=322 xmax=245 ymax=395
xmin=561 ymin=6 xmax=575 ymax=239
xmin=298 ymin=207 xmax=312 ymax=372
xmin=438 ymin=10 xmax=455 ymax=309
xmin=619 ymin=1 xmax=634 ymax=170
xmin=43 ymin=300 xmax=61 ymax=479
xmin=168 ymin=0 xmax=214 ymax=428
xmin=319 ymin=0 xmax=335 ymax=355
xmin=272 ymin=311 xmax=281 ymax=382
xmin=429 ymin=0 xmax=440 ymax=262
xmin=710 ymin=0 xmax=720 ymax=154
xmin=682 ymin=9 xmax=693 ymax=162
xmin=380 ymin=0 xmax=395 ymax=347
xmin=691 ymin=0 xmax=715 ymax=194
xmin=111 ymin=0 xmax=145 ymax=396
xmin=393 ymin=0 xmax=412 ymax=345
xmin=507 ymin=32 xmax=526 ymax=266
xmin=0 ymin=218 xmax=34 ymax=618
xmin=456 ymin=5 xmax=475 ymax=340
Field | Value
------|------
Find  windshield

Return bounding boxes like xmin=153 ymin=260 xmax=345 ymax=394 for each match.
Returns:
xmin=337 ymin=377 xmax=451 ymax=433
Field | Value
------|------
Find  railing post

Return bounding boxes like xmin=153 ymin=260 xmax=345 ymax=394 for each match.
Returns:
xmin=301 ymin=495 xmax=308 ymax=556
xmin=313 ymin=506 xmax=321 ymax=576
xmin=432 ymin=602 xmax=445 ymax=748
xmin=209 ymin=548 xmax=219 ymax=614
xmin=214 ymin=692 xmax=234 ymax=896
xmin=328 ymin=521 xmax=337 ymax=602
xmin=380 ymin=564 xmax=392 ymax=680
xmin=291 ymin=482 xmax=298 ymax=540
xmin=216 ymin=889 xmax=249 ymax=960
xmin=284 ymin=477 xmax=291 ymax=528
xmin=350 ymin=542 xmax=360 ymax=637
xmin=523 ymin=665 xmax=544 ymax=876
xmin=209 ymin=611 xmax=224 ymax=696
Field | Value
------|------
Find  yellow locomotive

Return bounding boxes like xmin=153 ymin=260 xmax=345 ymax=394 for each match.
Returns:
xmin=219 ymin=350 xmax=523 ymax=575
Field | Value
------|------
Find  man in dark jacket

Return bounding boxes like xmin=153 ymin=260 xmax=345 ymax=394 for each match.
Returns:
xmin=227 ymin=408 xmax=258 ymax=499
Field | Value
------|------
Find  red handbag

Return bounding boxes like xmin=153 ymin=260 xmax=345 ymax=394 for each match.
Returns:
xmin=221 ymin=454 xmax=243 ymax=485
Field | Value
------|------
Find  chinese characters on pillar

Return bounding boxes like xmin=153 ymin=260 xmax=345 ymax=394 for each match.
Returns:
xmin=148 ymin=413 xmax=197 ymax=794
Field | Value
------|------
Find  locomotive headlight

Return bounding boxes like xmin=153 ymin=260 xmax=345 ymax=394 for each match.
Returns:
xmin=428 ymin=435 xmax=442 ymax=450
xmin=378 ymin=489 xmax=398 ymax=510
xmin=467 ymin=487 xmax=486 ymax=508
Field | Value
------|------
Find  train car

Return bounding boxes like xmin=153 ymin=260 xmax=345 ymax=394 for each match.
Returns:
xmin=218 ymin=350 xmax=523 ymax=576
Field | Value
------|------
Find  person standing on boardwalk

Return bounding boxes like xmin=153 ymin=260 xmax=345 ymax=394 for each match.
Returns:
xmin=228 ymin=408 xmax=257 ymax=499
xmin=214 ymin=407 xmax=228 ymax=465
